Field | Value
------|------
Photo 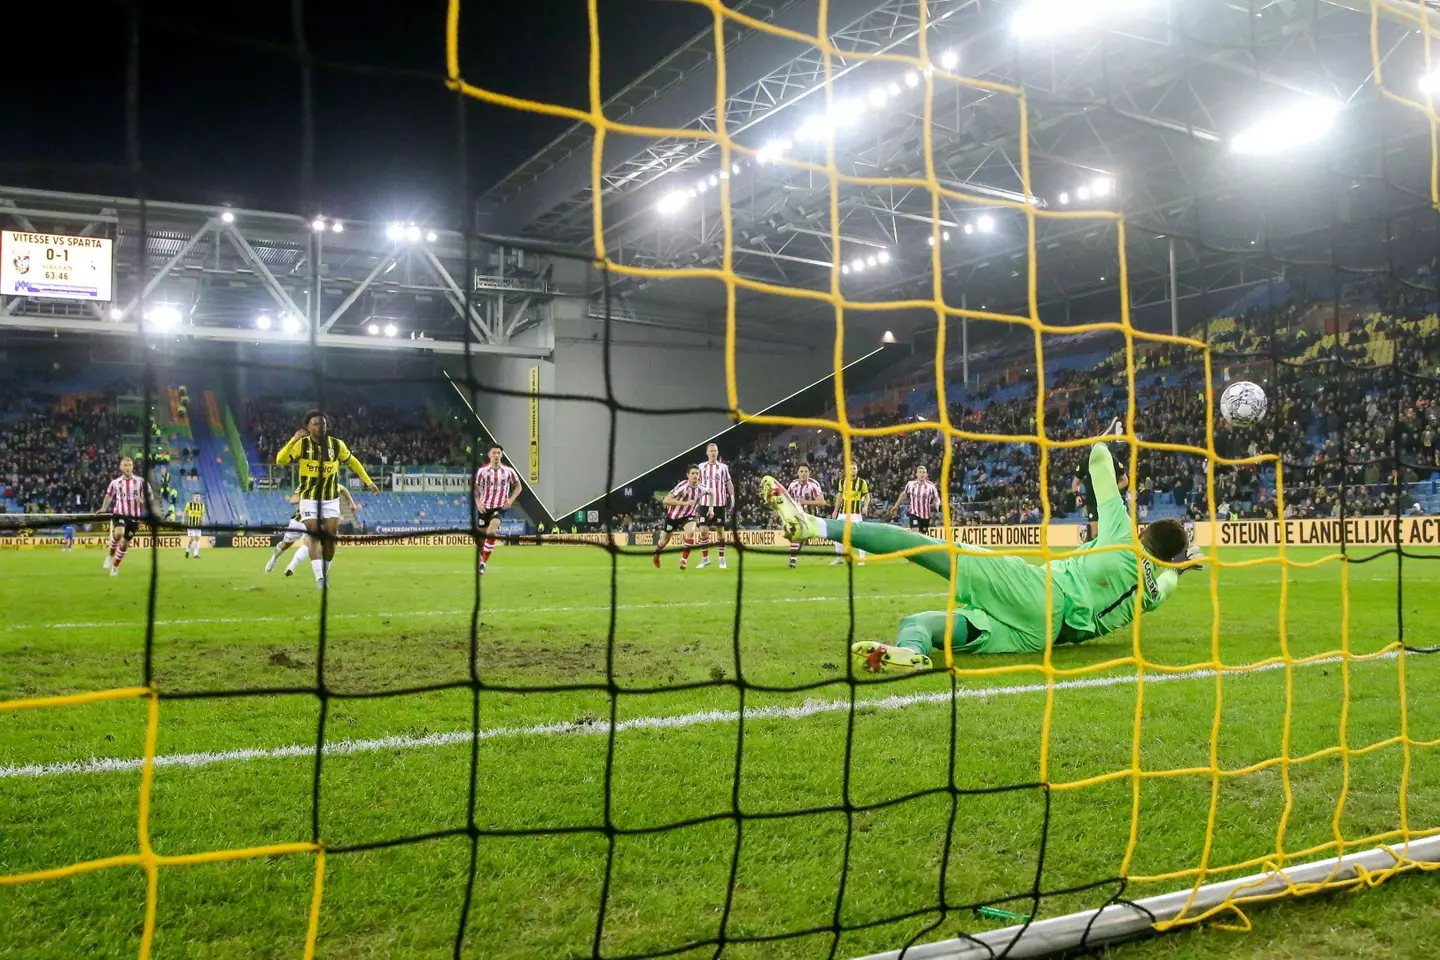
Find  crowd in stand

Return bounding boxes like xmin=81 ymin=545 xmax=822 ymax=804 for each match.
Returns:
xmin=713 ymin=299 xmax=1440 ymax=528
xmin=248 ymin=398 xmax=467 ymax=469
xmin=0 ymin=389 xmax=138 ymax=514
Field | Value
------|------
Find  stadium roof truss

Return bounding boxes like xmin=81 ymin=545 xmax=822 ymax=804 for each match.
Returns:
xmin=478 ymin=0 xmax=1440 ymax=335
xmin=0 ymin=187 xmax=555 ymax=357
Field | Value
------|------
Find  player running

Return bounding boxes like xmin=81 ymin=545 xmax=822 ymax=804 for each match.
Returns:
xmin=474 ymin=445 xmax=522 ymax=576
xmin=99 ymin=457 xmax=157 ymax=577
xmin=183 ymin=493 xmax=205 ymax=559
xmin=888 ymin=465 xmax=940 ymax=532
xmin=265 ymin=489 xmax=357 ymax=576
xmin=654 ymin=466 xmax=707 ymax=570
xmin=696 ymin=443 xmax=736 ymax=570
xmin=785 ymin=464 xmax=827 ymax=568
xmin=275 ymin=410 xmax=378 ymax=589
xmin=830 ymin=470 xmax=871 ymax=565
xmin=760 ymin=440 xmax=1196 ymax=671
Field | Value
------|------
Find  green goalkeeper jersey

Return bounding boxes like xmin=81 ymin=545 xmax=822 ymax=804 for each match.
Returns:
xmin=1047 ymin=443 xmax=1179 ymax=645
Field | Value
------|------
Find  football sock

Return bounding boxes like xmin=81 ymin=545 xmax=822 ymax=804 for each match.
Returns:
xmin=108 ymin=539 xmax=118 ymax=558
xmin=287 ymin=544 xmax=309 ymax=573
xmin=681 ymin=536 xmax=694 ymax=565
xmin=311 ymin=558 xmax=324 ymax=584
xmin=789 ymin=542 xmax=800 ymax=567
xmin=481 ymin=538 xmax=496 ymax=567
xmin=113 ymin=542 xmax=128 ymax=568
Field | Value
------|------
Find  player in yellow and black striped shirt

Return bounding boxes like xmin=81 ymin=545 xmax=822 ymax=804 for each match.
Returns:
xmin=829 ymin=474 xmax=871 ymax=565
xmin=183 ymin=493 xmax=205 ymax=560
xmin=276 ymin=409 xmax=378 ymax=588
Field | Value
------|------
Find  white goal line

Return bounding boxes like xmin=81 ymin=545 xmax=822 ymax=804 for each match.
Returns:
xmin=0 ymin=651 xmax=1400 ymax=782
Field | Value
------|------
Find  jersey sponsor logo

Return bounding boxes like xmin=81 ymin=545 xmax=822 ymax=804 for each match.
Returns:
xmin=1141 ymin=558 xmax=1159 ymax=601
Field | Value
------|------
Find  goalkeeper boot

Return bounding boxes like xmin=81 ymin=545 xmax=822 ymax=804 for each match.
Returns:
xmin=851 ymin=641 xmax=932 ymax=674
xmin=759 ymin=476 xmax=821 ymax=543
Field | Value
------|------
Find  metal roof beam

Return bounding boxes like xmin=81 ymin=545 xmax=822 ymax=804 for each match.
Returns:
xmin=482 ymin=0 xmax=917 ymax=236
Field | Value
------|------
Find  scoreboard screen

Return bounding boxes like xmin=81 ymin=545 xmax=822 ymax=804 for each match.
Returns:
xmin=2 ymin=230 xmax=114 ymax=302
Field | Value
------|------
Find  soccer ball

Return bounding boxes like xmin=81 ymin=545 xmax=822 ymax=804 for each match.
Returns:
xmin=1219 ymin=380 xmax=1267 ymax=427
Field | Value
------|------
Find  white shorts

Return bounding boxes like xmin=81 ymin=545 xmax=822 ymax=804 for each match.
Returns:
xmin=835 ymin=513 xmax=864 ymax=524
xmin=298 ymin=498 xmax=340 ymax=522
xmin=283 ymin=518 xmax=309 ymax=543
xmin=186 ymin=529 xmax=202 ymax=539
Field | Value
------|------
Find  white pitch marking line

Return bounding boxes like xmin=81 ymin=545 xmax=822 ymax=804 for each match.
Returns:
xmin=5 ymin=593 xmax=949 ymax=632
xmin=0 ymin=651 xmax=1400 ymax=781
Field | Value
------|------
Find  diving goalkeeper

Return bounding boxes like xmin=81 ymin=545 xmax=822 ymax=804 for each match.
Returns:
xmin=760 ymin=440 xmax=1197 ymax=672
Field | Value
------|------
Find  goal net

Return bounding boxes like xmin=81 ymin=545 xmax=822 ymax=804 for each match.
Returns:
xmin=3 ymin=0 xmax=1440 ymax=958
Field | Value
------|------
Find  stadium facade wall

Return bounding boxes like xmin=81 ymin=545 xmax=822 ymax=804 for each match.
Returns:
xmin=453 ymin=308 xmax=869 ymax=520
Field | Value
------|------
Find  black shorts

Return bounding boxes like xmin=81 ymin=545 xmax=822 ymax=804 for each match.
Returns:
xmin=663 ymin=516 xmax=695 ymax=534
xmin=477 ymin=508 xmax=506 ymax=529
xmin=699 ymin=506 xmax=728 ymax=526
xmin=908 ymin=515 xmax=933 ymax=531
xmin=112 ymin=516 xmax=141 ymax=538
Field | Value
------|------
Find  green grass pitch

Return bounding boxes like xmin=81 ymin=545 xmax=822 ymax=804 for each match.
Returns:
xmin=3 ymin=541 xmax=1440 ymax=959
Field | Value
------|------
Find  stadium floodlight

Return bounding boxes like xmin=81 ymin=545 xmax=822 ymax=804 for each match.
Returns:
xmin=1012 ymin=0 xmax=1146 ymax=40
xmin=877 ymin=249 xmax=890 ymax=264
xmin=888 ymin=82 xmax=900 ymax=96
xmin=964 ymin=222 xmax=975 ymax=234
xmin=882 ymin=330 xmax=897 ymax=343
xmin=311 ymin=217 xmax=326 ymax=233
xmin=866 ymin=255 xmax=878 ymax=267
xmin=383 ymin=323 xmax=398 ymax=337
xmin=1230 ymin=99 xmax=1341 ymax=155
xmin=842 ymin=264 xmax=851 ymax=274
xmin=905 ymin=70 xmax=919 ymax=87
xmin=928 ymin=235 xmax=937 ymax=246
xmin=404 ymin=225 xmax=420 ymax=242
xmin=731 ymin=162 xmax=740 ymax=174
xmin=708 ymin=174 xmax=719 ymax=186
xmin=657 ymin=191 xmax=688 ymax=214
xmin=852 ymin=257 xmax=865 ymax=272
xmin=977 ymin=214 xmax=995 ymax=233
xmin=281 ymin=314 xmax=301 ymax=334
xmin=256 ymin=314 xmax=272 ymax=331
xmin=1058 ymin=191 xmax=1070 ymax=204
xmin=869 ymin=86 xmax=887 ymax=107
xmin=331 ymin=220 xmax=344 ymax=233
xmin=796 ymin=116 xmax=827 ymax=141
xmin=1092 ymin=176 xmax=1113 ymax=197
xmin=943 ymin=230 xmax=951 ymax=241
xmin=719 ymin=170 xmax=729 ymax=180
xmin=367 ymin=323 xmax=380 ymax=335
xmin=697 ymin=180 xmax=708 ymax=193
xmin=940 ymin=49 xmax=959 ymax=69
xmin=1077 ymin=185 xmax=1091 ymax=200
xmin=145 ymin=305 xmax=181 ymax=330
xmin=108 ymin=308 xmax=124 ymax=321
xmin=1421 ymin=69 xmax=1440 ymax=93
xmin=424 ymin=229 xmax=438 ymax=243
xmin=220 ymin=210 xmax=235 ymax=224
xmin=385 ymin=222 xmax=404 ymax=241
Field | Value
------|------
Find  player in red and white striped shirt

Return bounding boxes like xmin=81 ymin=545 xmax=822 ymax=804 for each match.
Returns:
xmin=473 ymin=445 xmax=523 ymax=575
xmin=98 ymin=457 xmax=156 ymax=576
xmin=785 ymin=464 xmax=827 ymax=568
xmin=654 ymin=465 xmax=707 ymax=570
xmin=696 ymin=443 xmax=736 ymax=570
xmin=889 ymin=466 xmax=941 ymax=533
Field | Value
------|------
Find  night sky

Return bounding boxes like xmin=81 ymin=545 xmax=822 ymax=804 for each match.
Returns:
xmin=6 ymin=1 xmax=708 ymax=224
